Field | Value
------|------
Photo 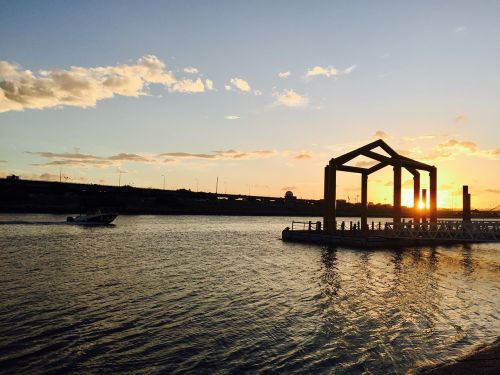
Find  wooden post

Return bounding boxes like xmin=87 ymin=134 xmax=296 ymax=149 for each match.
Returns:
xmin=421 ymin=188 xmax=427 ymax=222
xmin=463 ymin=185 xmax=471 ymax=222
xmin=361 ymin=174 xmax=368 ymax=231
xmin=323 ymin=165 xmax=330 ymax=231
xmin=393 ymin=162 xmax=402 ymax=223
xmin=413 ymin=172 xmax=420 ymax=224
xmin=328 ymin=162 xmax=337 ymax=232
xmin=430 ymin=167 xmax=437 ymax=223
xmin=468 ymin=193 xmax=471 ymax=220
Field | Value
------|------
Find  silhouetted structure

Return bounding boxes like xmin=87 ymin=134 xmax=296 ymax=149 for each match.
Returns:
xmin=284 ymin=140 xmax=500 ymax=247
xmin=323 ymin=139 xmax=437 ymax=233
xmin=463 ymin=185 xmax=471 ymax=221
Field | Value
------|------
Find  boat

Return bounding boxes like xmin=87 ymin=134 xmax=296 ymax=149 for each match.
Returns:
xmin=66 ymin=210 xmax=118 ymax=225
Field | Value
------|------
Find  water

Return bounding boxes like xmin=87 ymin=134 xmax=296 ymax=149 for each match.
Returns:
xmin=0 ymin=214 xmax=498 ymax=374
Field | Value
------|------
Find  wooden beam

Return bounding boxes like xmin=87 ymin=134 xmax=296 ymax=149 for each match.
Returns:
xmin=398 ymin=154 xmax=433 ymax=171
xmin=377 ymin=139 xmax=400 ymax=158
xmin=361 ymin=150 xmax=392 ymax=163
xmin=366 ymin=162 xmax=388 ymax=175
xmin=333 ymin=139 xmax=384 ymax=165
xmin=336 ymin=165 xmax=367 ymax=174
xmin=362 ymin=150 xmax=433 ymax=171
xmin=405 ymin=167 xmax=418 ymax=176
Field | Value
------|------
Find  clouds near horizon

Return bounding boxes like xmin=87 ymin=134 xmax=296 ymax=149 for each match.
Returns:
xmin=27 ymin=148 xmax=281 ymax=167
xmin=426 ymin=139 xmax=500 ymax=160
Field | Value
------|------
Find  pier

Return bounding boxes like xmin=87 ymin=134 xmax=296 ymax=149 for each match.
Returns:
xmin=282 ymin=219 xmax=500 ymax=247
xmin=282 ymin=139 xmax=500 ymax=248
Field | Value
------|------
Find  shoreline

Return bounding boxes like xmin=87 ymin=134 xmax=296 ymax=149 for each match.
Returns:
xmin=1 ymin=179 xmax=498 ymax=219
xmin=419 ymin=338 xmax=500 ymax=374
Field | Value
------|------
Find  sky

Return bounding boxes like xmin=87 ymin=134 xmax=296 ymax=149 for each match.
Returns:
xmin=1 ymin=0 xmax=499 ymax=209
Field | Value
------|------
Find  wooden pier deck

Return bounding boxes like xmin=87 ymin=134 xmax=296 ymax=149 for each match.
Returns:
xmin=282 ymin=220 xmax=500 ymax=248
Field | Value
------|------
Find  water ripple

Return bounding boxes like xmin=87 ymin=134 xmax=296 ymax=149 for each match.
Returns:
xmin=0 ymin=214 xmax=499 ymax=374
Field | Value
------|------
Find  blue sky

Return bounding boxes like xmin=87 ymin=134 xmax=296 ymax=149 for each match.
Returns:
xmin=1 ymin=1 xmax=499 ymax=207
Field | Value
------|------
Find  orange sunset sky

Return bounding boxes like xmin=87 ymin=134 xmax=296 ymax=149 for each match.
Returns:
xmin=1 ymin=2 xmax=499 ymax=209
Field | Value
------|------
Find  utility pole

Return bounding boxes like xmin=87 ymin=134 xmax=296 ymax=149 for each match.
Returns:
xmin=118 ymin=171 xmax=122 ymax=187
xmin=59 ymin=167 xmax=62 ymax=183
xmin=216 ymin=176 xmax=219 ymax=195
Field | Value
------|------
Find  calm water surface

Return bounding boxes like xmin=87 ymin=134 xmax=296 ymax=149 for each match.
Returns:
xmin=0 ymin=214 xmax=499 ymax=374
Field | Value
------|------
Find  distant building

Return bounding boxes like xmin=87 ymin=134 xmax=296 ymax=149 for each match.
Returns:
xmin=6 ymin=174 xmax=20 ymax=181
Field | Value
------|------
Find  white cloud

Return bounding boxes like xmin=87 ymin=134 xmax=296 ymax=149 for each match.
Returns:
xmin=426 ymin=139 xmax=499 ymax=160
xmin=0 ymin=55 xmax=212 ymax=113
xmin=305 ymin=64 xmax=356 ymax=78
xmin=160 ymin=149 xmax=277 ymax=160
xmin=272 ymin=89 xmax=308 ymax=107
xmin=306 ymin=65 xmax=338 ymax=77
xmin=230 ymin=77 xmax=251 ymax=92
xmin=373 ymin=130 xmax=390 ymax=141
xmin=278 ymin=71 xmax=291 ymax=78
xmin=398 ymin=138 xmax=500 ymax=161
xmin=253 ymin=90 xmax=262 ymax=96
xmin=343 ymin=65 xmax=356 ymax=74
xmin=205 ymin=79 xmax=214 ymax=91
xmin=224 ymin=85 xmax=232 ymax=91
xmin=171 ymin=78 xmax=205 ymax=93
xmin=28 ymin=151 xmax=154 ymax=167
xmin=402 ymin=134 xmax=438 ymax=142
xmin=294 ymin=151 xmax=312 ymax=160
xmin=183 ymin=67 xmax=199 ymax=74
xmin=225 ymin=115 xmax=240 ymax=120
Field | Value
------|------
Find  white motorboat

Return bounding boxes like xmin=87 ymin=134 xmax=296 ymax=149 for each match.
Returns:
xmin=67 ymin=210 xmax=118 ymax=225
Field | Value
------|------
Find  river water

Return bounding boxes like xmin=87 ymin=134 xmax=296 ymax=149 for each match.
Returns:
xmin=0 ymin=214 xmax=498 ymax=374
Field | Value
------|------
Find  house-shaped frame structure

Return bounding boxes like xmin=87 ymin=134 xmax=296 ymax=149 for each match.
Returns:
xmin=324 ymin=139 xmax=437 ymax=233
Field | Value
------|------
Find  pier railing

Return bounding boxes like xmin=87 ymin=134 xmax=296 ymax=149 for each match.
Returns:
xmin=291 ymin=221 xmax=322 ymax=231
xmin=288 ymin=220 xmax=500 ymax=242
xmin=383 ymin=220 xmax=500 ymax=241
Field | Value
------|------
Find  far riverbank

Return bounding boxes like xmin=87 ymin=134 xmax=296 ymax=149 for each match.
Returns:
xmin=1 ymin=178 xmax=498 ymax=218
